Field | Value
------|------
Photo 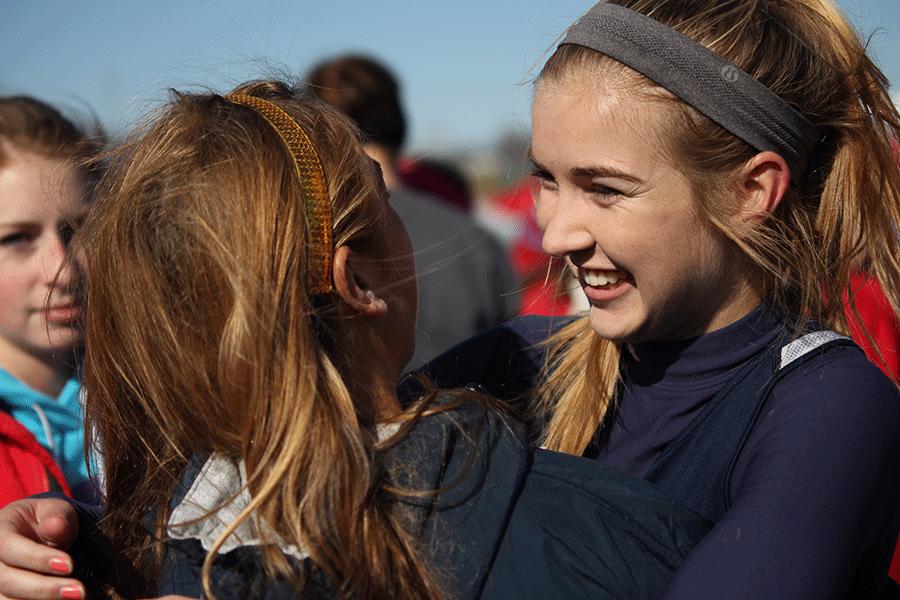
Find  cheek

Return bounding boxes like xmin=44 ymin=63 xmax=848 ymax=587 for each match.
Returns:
xmin=0 ymin=273 xmax=26 ymax=319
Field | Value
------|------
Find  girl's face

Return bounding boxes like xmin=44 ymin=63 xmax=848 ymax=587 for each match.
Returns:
xmin=0 ymin=147 xmax=86 ymax=367
xmin=530 ymin=76 xmax=761 ymax=344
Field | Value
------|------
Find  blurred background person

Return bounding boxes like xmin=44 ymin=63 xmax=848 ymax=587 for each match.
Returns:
xmin=0 ymin=97 xmax=101 ymax=506
xmin=397 ymin=155 xmax=474 ymax=214
xmin=305 ymin=54 xmax=519 ymax=367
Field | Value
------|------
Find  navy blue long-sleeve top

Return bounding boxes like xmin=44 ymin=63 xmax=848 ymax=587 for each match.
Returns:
xmin=421 ymin=303 xmax=900 ymax=599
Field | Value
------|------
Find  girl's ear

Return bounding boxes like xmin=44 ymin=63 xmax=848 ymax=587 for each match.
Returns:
xmin=735 ymin=151 xmax=791 ymax=231
xmin=331 ymin=245 xmax=388 ymax=316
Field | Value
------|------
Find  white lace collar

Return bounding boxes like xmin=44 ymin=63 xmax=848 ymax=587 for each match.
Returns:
xmin=166 ymin=453 xmax=308 ymax=560
xmin=166 ymin=423 xmax=402 ymax=560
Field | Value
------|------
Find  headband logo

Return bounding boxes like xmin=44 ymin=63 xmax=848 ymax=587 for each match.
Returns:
xmin=720 ymin=66 xmax=740 ymax=83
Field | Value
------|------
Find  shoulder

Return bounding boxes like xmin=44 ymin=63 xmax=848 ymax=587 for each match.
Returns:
xmin=709 ymin=337 xmax=900 ymax=599
xmin=0 ymin=409 xmax=32 ymax=443
xmin=0 ymin=413 xmax=72 ymax=501
xmin=383 ymin=401 xmax=532 ymax=600
xmin=389 ymin=187 xmax=474 ymax=232
xmin=768 ymin=339 xmax=900 ymax=431
xmin=734 ymin=334 xmax=900 ymax=500
xmin=388 ymin=399 xmax=529 ymax=503
xmin=390 ymin=187 xmax=504 ymax=252
xmin=398 ymin=397 xmax=526 ymax=450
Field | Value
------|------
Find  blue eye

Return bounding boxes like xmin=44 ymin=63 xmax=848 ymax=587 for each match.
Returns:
xmin=0 ymin=232 xmax=33 ymax=246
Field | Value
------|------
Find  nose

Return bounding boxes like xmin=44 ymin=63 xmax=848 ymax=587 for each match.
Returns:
xmin=536 ymin=188 xmax=595 ymax=259
xmin=42 ymin=231 xmax=76 ymax=288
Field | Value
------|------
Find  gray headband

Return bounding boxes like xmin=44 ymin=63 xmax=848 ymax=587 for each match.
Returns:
xmin=561 ymin=2 xmax=820 ymax=186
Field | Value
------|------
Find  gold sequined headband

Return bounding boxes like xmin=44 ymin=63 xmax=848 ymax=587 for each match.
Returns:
xmin=225 ymin=93 xmax=334 ymax=295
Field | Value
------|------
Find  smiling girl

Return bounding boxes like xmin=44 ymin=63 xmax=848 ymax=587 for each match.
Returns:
xmin=0 ymin=81 xmax=717 ymax=600
xmin=0 ymin=97 xmax=99 ymax=504
xmin=416 ymin=0 xmax=900 ymax=597
xmin=525 ymin=0 xmax=900 ymax=597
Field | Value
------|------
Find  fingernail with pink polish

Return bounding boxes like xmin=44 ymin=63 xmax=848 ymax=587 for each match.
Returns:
xmin=61 ymin=585 xmax=83 ymax=600
xmin=49 ymin=557 xmax=71 ymax=574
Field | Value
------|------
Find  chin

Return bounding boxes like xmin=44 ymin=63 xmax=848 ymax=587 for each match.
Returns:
xmin=588 ymin=309 xmax=639 ymax=344
xmin=40 ymin=333 xmax=82 ymax=355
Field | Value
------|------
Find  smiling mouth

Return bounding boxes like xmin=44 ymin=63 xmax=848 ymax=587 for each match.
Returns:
xmin=580 ymin=268 xmax=628 ymax=288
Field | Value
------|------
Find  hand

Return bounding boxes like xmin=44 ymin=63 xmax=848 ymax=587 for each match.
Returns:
xmin=0 ymin=498 xmax=82 ymax=600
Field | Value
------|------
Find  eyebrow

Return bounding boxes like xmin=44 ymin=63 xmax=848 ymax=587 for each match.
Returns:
xmin=528 ymin=151 xmax=644 ymax=186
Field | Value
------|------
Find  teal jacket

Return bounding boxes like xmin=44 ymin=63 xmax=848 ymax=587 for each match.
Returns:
xmin=0 ymin=367 xmax=88 ymax=488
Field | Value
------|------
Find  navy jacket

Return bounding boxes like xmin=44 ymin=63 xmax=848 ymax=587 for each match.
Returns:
xmin=62 ymin=401 xmax=710 ymax=599
xmin=154 ymin=404 xmax=709 ymax=599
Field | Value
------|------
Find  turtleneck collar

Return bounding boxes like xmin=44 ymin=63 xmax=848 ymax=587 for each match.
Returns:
xmin=623 ymin=301 xmax=785 ymax=394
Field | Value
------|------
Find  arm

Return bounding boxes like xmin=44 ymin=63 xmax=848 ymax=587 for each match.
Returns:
xmin=403 ymin=315 xmax=562 ymax=444
xmin=412 ymin=316 xmax=563 ymax=399
xmin=661 ymin=349 xmax=900 ymax=599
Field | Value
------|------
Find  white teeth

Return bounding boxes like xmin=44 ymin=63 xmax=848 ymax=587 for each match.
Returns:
xmin=582 ymin=269 xmax=623 ymax=287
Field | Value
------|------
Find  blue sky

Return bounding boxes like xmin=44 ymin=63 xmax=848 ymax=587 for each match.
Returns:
xmin=2 ymin=1 xmax=898 ymax=154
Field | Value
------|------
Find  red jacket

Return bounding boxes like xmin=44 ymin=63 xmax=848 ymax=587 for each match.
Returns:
xmin=846 ymin=273 xmax=900 ymax=382
xmin=0 ymin=410 xmax=72 ymax=507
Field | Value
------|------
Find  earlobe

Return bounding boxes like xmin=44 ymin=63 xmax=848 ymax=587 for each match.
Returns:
xmin=332 ymin=245 xmax=388 ymax=316
xmin=737 ymin=151 xmax=791 ymax=230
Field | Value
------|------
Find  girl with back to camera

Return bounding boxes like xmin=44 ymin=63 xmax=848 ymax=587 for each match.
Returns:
xmin=0 ymin=97 xmax=98 ymax=505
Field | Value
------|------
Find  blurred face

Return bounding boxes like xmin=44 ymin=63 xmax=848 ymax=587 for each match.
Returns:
xmin=531 ymin=76 xmax=760 ymax=344
xmin=0 ymin=147 xmax=86 ymax=367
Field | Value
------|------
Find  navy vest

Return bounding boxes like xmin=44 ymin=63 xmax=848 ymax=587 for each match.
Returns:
xmin=642 ymin=329 xmax=855 ymax=523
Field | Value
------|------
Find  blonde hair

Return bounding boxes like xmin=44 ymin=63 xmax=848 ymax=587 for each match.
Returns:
xmin=80 ymin=81 xmax=443 ymax=599
xmin=536 ymin=0 xmax=900 ymax=455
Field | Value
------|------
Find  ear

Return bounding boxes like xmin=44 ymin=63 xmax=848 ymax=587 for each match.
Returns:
xmin=735 ymin=151 xmax=791 ymax=230
xmin=332 ymin=245 xmax=388 ymax=317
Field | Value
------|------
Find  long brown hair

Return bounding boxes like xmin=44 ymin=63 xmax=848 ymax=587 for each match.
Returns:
xmin=80 ymin=80 xmax=444 ymax=599
xmin=535 ymin=0 xmax=900 ymax=455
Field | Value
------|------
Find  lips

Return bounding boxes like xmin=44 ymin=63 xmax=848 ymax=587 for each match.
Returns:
xmin=43 ymin=304 xmax=80 ymax=325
